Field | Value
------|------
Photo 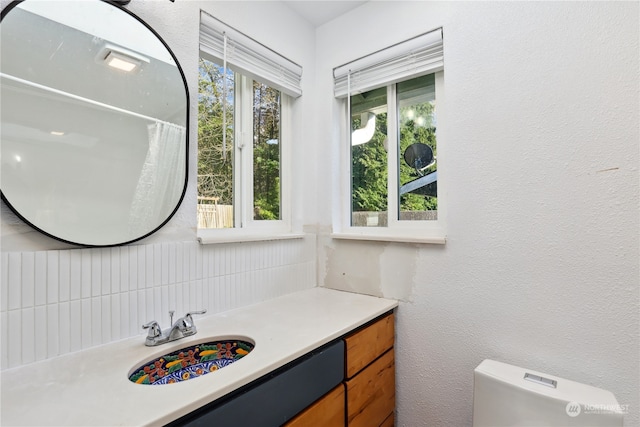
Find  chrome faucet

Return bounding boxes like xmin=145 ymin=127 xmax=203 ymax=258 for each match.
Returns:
xmin=142 ymin=309 xmax=207 ymax=346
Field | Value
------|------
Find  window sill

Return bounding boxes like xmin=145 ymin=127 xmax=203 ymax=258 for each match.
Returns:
xmin=197 ymin=231 xmax=306 ymax=245
xmin=331 ymin=231 xmax=446 ymax=245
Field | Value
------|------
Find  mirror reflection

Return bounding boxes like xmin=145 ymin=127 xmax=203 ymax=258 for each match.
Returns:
xmin=0 ymin=0 xmax=188 ymax=246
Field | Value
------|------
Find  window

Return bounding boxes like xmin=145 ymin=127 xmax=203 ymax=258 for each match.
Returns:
xmin=333 ymin=29 xmax=445 ymax=244
xmin=197 ymin=59 xmax=285 ymax=227
xmin=197 ymin=12 xmax=302 ymax=243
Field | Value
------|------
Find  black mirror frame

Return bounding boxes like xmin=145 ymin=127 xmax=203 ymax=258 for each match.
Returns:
xmin=0 ymin=0 xmax=190 ymax=247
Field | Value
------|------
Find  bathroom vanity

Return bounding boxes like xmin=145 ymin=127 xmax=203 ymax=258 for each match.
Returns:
xmin=286 ymin=312 xmax=396 ymax=427
xmin=0 ymin=288 xmax=397 ymax=426
xmin=172 ymin=312 xmax=396 ymax=427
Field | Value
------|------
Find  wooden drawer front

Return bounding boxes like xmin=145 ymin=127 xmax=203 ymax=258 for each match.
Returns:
xmin=345 ymin=313 xmax=394 ymax=378
xmin=345 ymin=348 xmax=395 ymax=427
xmin=285 ymin=384 xmax=345 ymax=427
xmin=380 ymin=413 xmax=394 ymax=427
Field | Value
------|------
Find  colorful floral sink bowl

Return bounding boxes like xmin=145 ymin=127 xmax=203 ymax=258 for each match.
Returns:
xmin=129 ymin=339 xmax=254 ymax=385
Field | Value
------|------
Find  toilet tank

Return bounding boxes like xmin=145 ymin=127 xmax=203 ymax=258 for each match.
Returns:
xmin=473 ymin=359 xmax=624 ymax=427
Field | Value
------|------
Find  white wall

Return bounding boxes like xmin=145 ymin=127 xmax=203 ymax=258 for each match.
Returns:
xmin=315 ymin=2 xmax=639 ymax=426
xmin=0 ymin=0 xmax=318 ymax=368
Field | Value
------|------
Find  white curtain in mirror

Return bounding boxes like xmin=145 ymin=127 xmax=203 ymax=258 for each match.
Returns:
xmin=129 ymin=121 xmax=186 ymax=234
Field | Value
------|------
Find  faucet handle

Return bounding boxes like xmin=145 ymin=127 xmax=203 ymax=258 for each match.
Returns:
xmin=186 ymin=309 xmax=207 ymax=318
xmin=182 ymin=310 xmax=207 ymax=330
xmin=142 ymin=320 xmax=162 ymax=338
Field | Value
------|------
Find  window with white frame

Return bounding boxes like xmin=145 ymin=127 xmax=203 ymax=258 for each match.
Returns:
xmin=197 ymin=12 xmax=302 ymax=243
xmin=333 ymin=28 xmax=446 ymax=244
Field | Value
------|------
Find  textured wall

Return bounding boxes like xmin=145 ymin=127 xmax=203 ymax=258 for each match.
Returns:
xmin=315 ymin=2 xmax=639 ymax=426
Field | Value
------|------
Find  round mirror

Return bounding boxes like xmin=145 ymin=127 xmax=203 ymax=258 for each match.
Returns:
xmin=0 ymin=0 xmax=188 ymax=247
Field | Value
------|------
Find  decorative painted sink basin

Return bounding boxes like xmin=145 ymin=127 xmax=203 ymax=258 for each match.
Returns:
xmin=129 ymin=339 xmax=254 ymax=385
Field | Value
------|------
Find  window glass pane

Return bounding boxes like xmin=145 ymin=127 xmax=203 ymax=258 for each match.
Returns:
xmin=350 ymin=87 xmax=388 ymax=227
xmin=253 ymin=81 xmax=281 ymax=221
xmin=197 ymin=57 xmax=235 ymax=228
xmin=397 ymin=73 xmax=437 ymax=221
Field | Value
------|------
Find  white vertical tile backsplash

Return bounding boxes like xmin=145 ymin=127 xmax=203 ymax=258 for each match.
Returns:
xmin=129 ymin=247 xmax=138 ymax=292
xmin=59 ymin=251 xmax=70 ymax=303
xmin=80 ymin=297 xmax=91 ymax=349
xmin=8 ymin=253 xmax=21 ymax=311
xmin=111 ymin=294 xmax=121 ymax=343
xmin=69 ymin=300 xmax=81 ymax=353
xmin=81 ymin=250 xmax=91 ymax=299
xmin=36 ymin=305 xmax=48 ymax=361
xmin=1 ymin=254 xmax=8 ymax=314
xmin=46 ymin=303 xmax=59 ymax=359
xmin=8 ymin=309 xmax=21 ymax=368
xmin=111 ymin=247 xmax=120 ymax=295
xmin=119 ymin=247 xmax=129 ymax=293
xmin=59 ymin=301 xmax=70 ymax=355
xmin=1 ymin=311 xmax=8 ymax=370
xmin=91 ymin=297 xmax=101 ymax=346
xmin=21 ymin=307 xmax=35 ymax=365
xmin=80 ymin=298 xmax=94 ymax=349
xmin=35 ymin=252 xmax=47 ymax=306
xmin=128 ymin=291 xmax=137 ymax=337
xmin=137 ymin=245 xmax=146 ymax=289
xmin=69 ymin=250 xmax=81 ymax=301
xmin=119 ymin=293 xmax=129 ymax=339
xmin=1 ymin=235 xmax=316 ymax=369
xmin=101 ymin=296 xmax=111 ymax=344
xmin=47 ymin=251 xmax=59 ymax=304
xmin=22 ymin=253 xmax=35 ymax=308
xmin=101 ymin=249 xmax=111 ymax=296
xmin=145 ymin=245 xmax=153 ymax=288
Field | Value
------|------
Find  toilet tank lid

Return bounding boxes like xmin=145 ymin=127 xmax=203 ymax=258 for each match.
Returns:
xmin=475 ymin=359 xmax=622 ymax=410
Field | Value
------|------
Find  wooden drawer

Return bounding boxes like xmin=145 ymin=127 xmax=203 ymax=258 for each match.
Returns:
xmin=380 ymin=413 xmax=394 ymax=427
xmin=345 ymin=313 xmax=394 ymax=378
xmin=345 ymin=348 xmax=395 ymax=427
xmin=285 ymin=384 xmax=345 ymax=427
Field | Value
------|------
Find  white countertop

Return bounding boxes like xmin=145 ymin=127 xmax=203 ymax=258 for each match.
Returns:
xmin=1 ymin=288 xmax=398 ymax=426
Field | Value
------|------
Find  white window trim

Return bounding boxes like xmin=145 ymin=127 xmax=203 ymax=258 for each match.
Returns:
xmin=332 ymin=71 xmax=446 ymax=245
xmin=198 ymin=232 xmax=305 ymax=245
xmin=197 ymin=76 xmax=298 ymax=245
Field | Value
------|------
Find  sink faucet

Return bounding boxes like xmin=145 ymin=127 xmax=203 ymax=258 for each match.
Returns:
xmin=142 ymin=310 xmax=207 ymax=346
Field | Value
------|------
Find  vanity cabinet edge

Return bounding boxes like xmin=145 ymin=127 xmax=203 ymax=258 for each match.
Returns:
xmin=344 ymin=312 xmax=396 ymax=427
